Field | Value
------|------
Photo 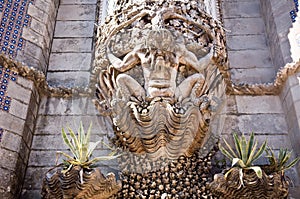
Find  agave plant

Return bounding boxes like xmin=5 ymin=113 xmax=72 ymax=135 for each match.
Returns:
xmin=57 ymin=122 xmax=121 ymax=174
xmin=219 ymin=132 xmax=267 ymax=182
xmin=266 ymin=147 xmax=299 ymax=174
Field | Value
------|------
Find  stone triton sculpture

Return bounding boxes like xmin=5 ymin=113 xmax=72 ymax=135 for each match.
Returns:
xmin=94 ymin=0 xmax=227 ymax=162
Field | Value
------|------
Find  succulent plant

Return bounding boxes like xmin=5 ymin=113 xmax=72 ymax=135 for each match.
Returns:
xmin=266 ymin=147 xmax=299 ymax=174
xmin=57 ymin=122 xmax=121 ymax=173
xmin=219 ymin=132 xmax=267 ymax=181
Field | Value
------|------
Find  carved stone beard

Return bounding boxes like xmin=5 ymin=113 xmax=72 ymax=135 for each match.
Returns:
xmin=143 ymin=51 xmax=178 ymax=98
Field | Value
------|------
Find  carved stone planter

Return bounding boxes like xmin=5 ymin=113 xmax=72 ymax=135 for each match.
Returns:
xmin=41 ymin=165 xmax=121 ymax=199
xmin=208 ymin=167 xmax=290 ymax=199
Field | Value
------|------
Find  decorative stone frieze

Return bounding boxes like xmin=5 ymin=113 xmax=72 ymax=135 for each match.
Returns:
xmin=94 ymin=0 xmax=228 ymax=161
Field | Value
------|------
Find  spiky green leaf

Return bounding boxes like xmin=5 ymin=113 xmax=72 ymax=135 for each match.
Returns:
xmin=252 ymin=140 xmax=267 ymax=162
xmin=233 ymin=133 xmax=242 ymax=159
xmin=247 ymin=133 xmax=255 ymax=158
xmin=241 ymin=134 xmax=248 ymax=163
xmin=61 ymin=128 xmax=77 ymax=158
xmin=223 ymin=138 xmax=238 ymax=158
xmin=220 ymin=145 xmax=234 ymax=160
xmin=245 ymin=141 xmax=258 ymax=166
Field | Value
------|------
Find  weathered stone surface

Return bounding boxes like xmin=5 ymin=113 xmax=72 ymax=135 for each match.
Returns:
xmin=1 ymin=131 xmax=22 ymax=153
xmin=0 ymin=168 xmax=19 ymax=199
xmin=230 ymin=68 xmax=276 ymax=84
xmin=38 ymin=97 xmax=97 ymax=115
xmin=60 ymin=0 xmax=97 ymax=4
xmin=22 ymin=167 xmax=52 ymax=190
xmin=7 ymin=82 xmax=32 ymax=104
xmin=22 ymin=125 xmax=33 ymax=150
xmin=0 ymin=149 xmax=19 ymax=171
xmin=22 ymin=28 xmax=45 ymax=49
xmin=54 ymin=21 xmax=94 ymax=37
xmin=237 ymin=114 xmax=288 ymax=135
xmin=48 ymin=53 xmax=92 ymax=71
xmin=57 ymin=5 xmax=96 ymax=21
xmin=28 ymin=150 xmax=61 ymax=167
xmin=281 ymin=90 xmax=294 ymax=116
xmin=0 ymin=112 xmax=25 ymax=136
xmin=51 ymin=38 xmax=93 ymax=52
xmin=27 ymin=4 xmax=49 ymax=24
xmin=33 ymin=0 xmax=52 ymax=13
xmin=227 ymin=35 xmax=268 ymax=51
xmin=35 ymin=115 xmax=108 ymax=135
xmin=47 ymin=71 xmax=90 ymax=87
xmin=9 ymin=99 xmax=29 ymax=120
xmin=18 ymin=42 xmax=47 ymax=71
xmin=30 ymin=18 xmax=48 ymax=38
xmin=223 ymin=0 xmax=260 ymax=18
xmin=19 ymin=139 xmax=31 ymax=165
xmin=228 ymin=49 xmax=273 ymax=68
xmin=31 ymin=134 xmax=103 ymax=151
xmin=236 ymin=95 xmax=283 ymax=114
xmin=16 ymin=77 xmax=34 ymax=91
xmin=224 ymin=18 xmax=265 ymax=35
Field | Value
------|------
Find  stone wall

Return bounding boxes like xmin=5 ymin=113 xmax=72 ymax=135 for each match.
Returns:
xmin=280 ymin=71 xmax=300 ymax=177
xmin=47 ymin=0 xmax=98 ymax=88
xmin=222 ymin=0 xmax=275 ymax=84
xmin=260 ymin=0 xmax=294 ymax=71
xmin=0 ymin=60 xmax=40 ymax=198
xmin=16 ymin=0 xmax=60 ymax=73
